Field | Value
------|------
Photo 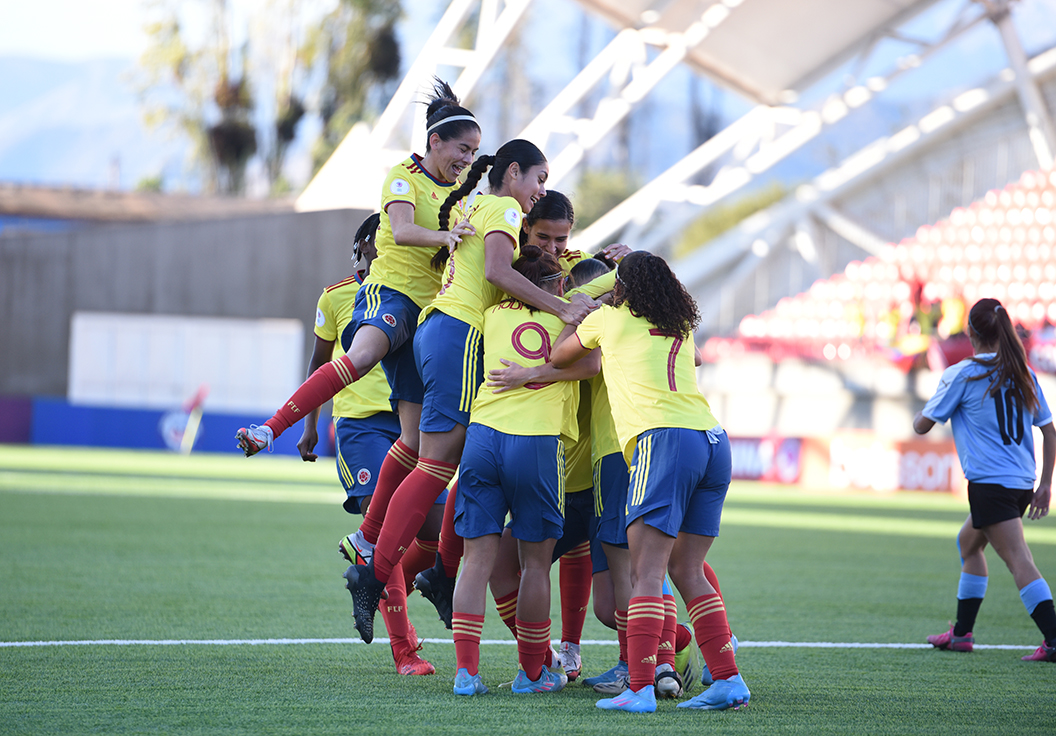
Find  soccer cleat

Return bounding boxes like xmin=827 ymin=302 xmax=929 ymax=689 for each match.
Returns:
xmin=596 ymin=684 xmax=657 ymax=713
xmin=557 ymin=641 xmax=582 ymax=681
xmin=511 ymin=667 xmax=566 ymax=694
xmin=583 ymin=660 xmax=628 ymax=688
xmin=343 ymin=562 xmax=385 ymax=644
xmin=413 ymin=560 xmax=455 ymax=630
xmin=654 ymin=663 xmax=684 ymax=699
xmin=927 ymin=625 xmax=974 ymax=652
xmin=339 ymin=529 xmax=374 ymax=566
xmin=701 ymin=633 xmax=739 ymax=686
xmin=394 ymin=648 xmax=436 ymax=675
xmin=593 ymin=672 xmax=630 ymax=695
xmin=235 ymin=424 xmax=273 ymax=457
xmin=678 ymin=673 xmax=750 ymax=711
xmin=453 ymin=667 xmax=489 ymax=695
xmin=674 ymin=622 xmax=700 ymax=693
xmin=1021 ymin=641 xmax=1056 ymax=662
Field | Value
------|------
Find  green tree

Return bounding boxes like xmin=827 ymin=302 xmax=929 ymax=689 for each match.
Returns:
xmin=572 ymin=168 xmax=641 ymax=231
xmin=673 ymin=182 xmax=788 ymax=258
xmin=302 ymin=0 xmax=403 ymax=174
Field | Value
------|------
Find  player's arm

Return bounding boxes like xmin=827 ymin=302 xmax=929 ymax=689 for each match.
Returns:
xmin=388 ymin=201 xmax=474 ymax=250
xmin=296 ymin=335 xmax=336 ymax=462
xmin=1028 ymin=421 xmax=1055 ymax=520
xmin=551 ymin=327 xmax=593 ymax=369
xmin=487 ymin=327 xmax=600 ymax=393
xmin=484 ymin=233 xmax=597 ymax=325
xmin=912 ymin=412 xmax=936 ymax=435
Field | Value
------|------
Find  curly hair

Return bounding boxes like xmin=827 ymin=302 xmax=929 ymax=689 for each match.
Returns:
xmin=965 ymin=297 xmax=1039 ymax=413
xmin=420 ymin=77 xmax=479 ymax=152
xmin=614 ymin=251 xmax=699 ymax=339
xmin=433 ymin=139 xmax=546 ymax=269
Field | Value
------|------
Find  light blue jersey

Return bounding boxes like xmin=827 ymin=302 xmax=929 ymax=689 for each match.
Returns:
xmin=923 ymin=353 xmax=1052 ymax=488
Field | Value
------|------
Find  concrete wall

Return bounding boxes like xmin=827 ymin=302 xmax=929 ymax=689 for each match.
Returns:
xmin=0 ymin=208 xmax=369 ymax=397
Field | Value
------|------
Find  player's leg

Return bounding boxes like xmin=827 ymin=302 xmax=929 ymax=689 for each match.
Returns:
xmin=927 ymin=515 xmax=987 ymax=651
xmin=488 ymin=528 xmax=521 ymax=639
xmin=452 ymin=534 xmax=499 ymax=695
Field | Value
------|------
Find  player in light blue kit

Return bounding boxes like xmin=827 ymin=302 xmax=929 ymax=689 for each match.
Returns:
xmin=914 ymin=297 xmax=1056 ymax=662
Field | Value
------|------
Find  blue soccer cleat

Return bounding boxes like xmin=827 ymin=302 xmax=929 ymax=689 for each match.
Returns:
xmin=511 ymin=668 xmax=566 ymax=694
xmin=583 ymin=660 xmax=628 ymax=688
xmin=596 ymin=684 xmax=657 ymax=713
xmin=453 ymin=667 xmax=489 ymax=695
xmin=678 ymin=673 xmax=750 ymax=711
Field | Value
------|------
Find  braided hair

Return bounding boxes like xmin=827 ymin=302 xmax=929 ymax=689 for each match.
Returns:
xmin=614 ymin=251 xmax=700 ymax=339
xmin=965 ymin=297 xmax=1039 ymax=413
xmin=352 ymin=212 xmax=380 ymax=263
xmin=432 ymin=139 xmax=546 ymax=269
xmin=421 ymin=78 xmax=479 ymax=152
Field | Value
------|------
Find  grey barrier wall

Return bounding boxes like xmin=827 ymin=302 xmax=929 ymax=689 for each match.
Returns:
xmin=0 ymin=208 xmax=370 ymax=397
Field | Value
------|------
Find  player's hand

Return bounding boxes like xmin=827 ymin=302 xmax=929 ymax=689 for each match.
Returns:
xmin=296 ymin=428 xmax=318 ymax=462
xmin=599 ymin=243 xmax=632 ymax=262
xmin=560 ymin=293 xmax=599 ymax=325
xmin=487 ymin=358 xmax=536 ymax=393
xmin=1027 ymin=482 xmax=1051 ymax=520
xmin=443 ymin=218 xmax=476 ymax=249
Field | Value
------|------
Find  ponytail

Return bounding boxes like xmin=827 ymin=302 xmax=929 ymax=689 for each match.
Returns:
xmin=507 ymin=244 xmax=563 ymax=313
xmin=432 ymin=155 xmax=495 ymax=269
xmin=965 ymin=298 xmax=1039 ymax=413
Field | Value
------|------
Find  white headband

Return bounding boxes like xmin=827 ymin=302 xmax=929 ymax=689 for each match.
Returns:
xmin=426 ymin=114 xmax=477 ymax=135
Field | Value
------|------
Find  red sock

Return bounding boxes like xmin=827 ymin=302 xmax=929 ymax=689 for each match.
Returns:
xmin=703 ymin=560 xmax=723 ymax=600
xmin=379 ymin=561 xmax=411 ymax=655
xmin=675 ymin=620 xmax=692 ymax=651
xmin=688 ymin=593 xmax=738 ymax=681
xmin=359 ymin=440 xmax=417 ymax=545
xmin=626 ymin=596 xmax=664 ymax=691
xmin=453 ymin=611 xmax=485 ymax=676
xmin=615 ymin=608 xmax=628 ymax=664
xmin=373 ymin=458 xmax=457 ymax=583
xmin=658 ymin=593 xmax=677 ymax=668
xmin=264 ymin=355 xmax=358 ymax=437
xmin=494 ymin=590 xmax=519 ymax=638
xmin=437 ymin=482 xmax=463 ymax=578
xmin=559 ymin=542 xmax=592 ymax=644
xmin=400 ymin=538 xmax=438 ymax=594
xmin=516 ymin=618 xmax=551 ymax=682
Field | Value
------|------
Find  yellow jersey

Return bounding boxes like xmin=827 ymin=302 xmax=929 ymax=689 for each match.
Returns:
xmin=368 ymin=155 xmax=460 ymax=309
xmin=563 ymin=382 xmax=594 ymax=493
xmin=575 ymin=304 xmax=720 ymax=464
xmin=558 ymin=248 xmax=588 ymax=275
xmin=314 ymin=272 xmax=393 ymax=419
xmin=469 ymin=299 xmax=579 ymax=440
xmin=588 ymin=370 xmax=621 ymax=463
xmin=421 ymin=194 xmax=523 ymax=332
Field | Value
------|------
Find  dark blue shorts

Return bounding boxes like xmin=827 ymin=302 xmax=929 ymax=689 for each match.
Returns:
xmin=594 ymin=452 xmax=630 ymax=551
xmin=342 ymin=284 xmax=424 ymax=407
xmin=627 ymin=428 xmax=731 ymax=538
xmin=455 ymin=424 xmax=564 ymax=542
xmin=414 ymin=310 xmax=483 ymax=433
xmin=552 ymin=488 xmax=598 ymax=564
xmin=334 ymin=413 xmax=401 ymax=514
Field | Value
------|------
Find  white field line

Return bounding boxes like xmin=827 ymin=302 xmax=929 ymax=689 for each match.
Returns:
xmin=0 ymin=637 xmax=1035 ymax=650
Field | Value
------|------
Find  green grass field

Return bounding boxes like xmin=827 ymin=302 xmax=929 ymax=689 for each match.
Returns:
xmin=2 ymin=445 xmax=1055 ymax=735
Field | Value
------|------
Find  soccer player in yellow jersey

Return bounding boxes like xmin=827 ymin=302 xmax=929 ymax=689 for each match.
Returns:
xmin=519 ymin=190 xmax=626 ymax=274
xmin=449 ymin=245 xmax=601 ymax=696
xmin=343 ymin=140 xmax=607 ymax=641
xmin=551 ymin=250 xmax=749 ymax=713
xmin=295 ymin=214 xmax=440 ymax=676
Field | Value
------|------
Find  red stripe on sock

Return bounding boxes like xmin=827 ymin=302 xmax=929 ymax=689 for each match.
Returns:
xmin=494 ymin=590 xmax=519 ymax=637
xmin=688 ymin=593 xmax=738 ymax=681
xmin=452 ymin=612 xmax=485 ymax=676
xmin=516 ymin=618 xmax=551 ymax=682
xmin=627 ymin=596 xmax=664 ymax=692
xmin=657 ymin=594 xmax=678 ymax=667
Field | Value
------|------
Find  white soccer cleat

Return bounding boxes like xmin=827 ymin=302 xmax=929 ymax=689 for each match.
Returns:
xmin=235 ymin=424 xmax=273 ymax=457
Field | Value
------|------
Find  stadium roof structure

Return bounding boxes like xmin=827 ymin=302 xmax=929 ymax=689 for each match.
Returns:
xmin=296 ymin=0 xmax=1056 ymax=341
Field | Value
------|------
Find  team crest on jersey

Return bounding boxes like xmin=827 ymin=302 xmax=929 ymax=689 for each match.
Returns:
xmin=382 ymin=313 xmax=397 ymax=327
xmin=315 ymin=308 xmax=326 ymax=328
xmin=390 ymin=178 xmax=410 ymax=195
xmin=357 ymin=468 xmax=372 ymax=485
xmin=504 ymin=208 xmax=521 ymax=228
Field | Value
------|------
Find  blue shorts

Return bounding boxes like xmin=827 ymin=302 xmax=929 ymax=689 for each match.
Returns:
xmin=594 ymin=452 xmax=630 ymax=550
xmin=455 ymin=424 xmax=564 ymax=543
xmin=552 ymin=488 xmax=597 ymax=562
xmin=343 ymin=284 xmax=424 ymax=407
xmin=414 ymin=311 xmax=483 ymax=433
xmin=626 ymin=427 xmax=731 ymax=538
xmin=334 ymin=413 xmax=401 ymax=514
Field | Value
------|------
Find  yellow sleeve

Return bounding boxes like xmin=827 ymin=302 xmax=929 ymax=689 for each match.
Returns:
xmin=575 ymin=307 xmax=605 ymax=349
xmin=314 ymin=290 xmax=337 ymax=341
xmin=567 ymin=271 xmax=616 ymax=300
